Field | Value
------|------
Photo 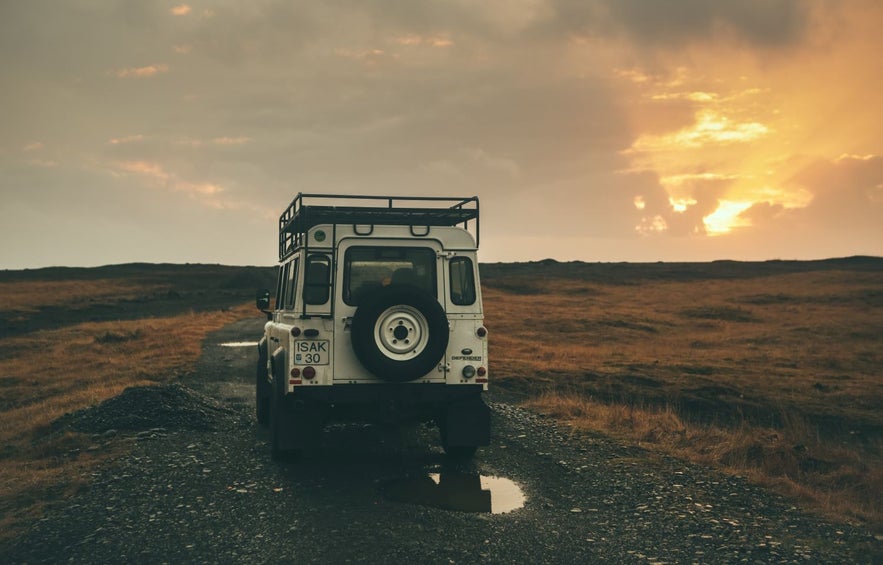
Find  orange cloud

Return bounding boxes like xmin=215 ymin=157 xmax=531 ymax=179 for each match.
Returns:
xmin=630 ymin=110 xmax=769 ymax=152
xmin=118 ymin=160 xmax=170 ymax=182
xmin=212 ymin=136 xmax=252 ymax=146
xmin=703 ymin=200 xmax=753 ymax=235
xmin=334 ymin=48 xmax=397 ymax=65
xmin=636 ymin=215 xmax=667 ymax=235
xmin=170 ymin=5 xmax=191 ymax=16
xmin=116 ymin=160 xmax=222 ymax=196
xmin=109 ymin=135 xmax=145 ymax=145
xmin=115 ymin=64 xmax=169 ymax=78
xmin=393 ymin=34 xmax=454 ymax=48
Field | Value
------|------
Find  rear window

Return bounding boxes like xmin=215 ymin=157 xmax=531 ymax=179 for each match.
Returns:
xmin=344 ymin=247 xmax=436 ymax=306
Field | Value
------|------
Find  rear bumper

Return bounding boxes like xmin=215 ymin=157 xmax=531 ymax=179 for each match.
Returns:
xmin=292 ymin=383 xmax=483 ymax=404
xmin=286 ymin=383 xmax=486 ymax=425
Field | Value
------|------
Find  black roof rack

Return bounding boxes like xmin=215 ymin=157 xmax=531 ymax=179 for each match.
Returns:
xmin=279 ymin=194 xmax=479 ymax=260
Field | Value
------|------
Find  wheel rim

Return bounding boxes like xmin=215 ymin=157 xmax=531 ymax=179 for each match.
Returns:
xmin=373 ymin=304 xmax=429 ymax=360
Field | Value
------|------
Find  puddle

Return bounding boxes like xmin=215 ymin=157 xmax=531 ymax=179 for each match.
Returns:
xmin=219 ymin=341 xmax=259 ymax=348
xmin=382 ymin=471 xmax=525 ymax=514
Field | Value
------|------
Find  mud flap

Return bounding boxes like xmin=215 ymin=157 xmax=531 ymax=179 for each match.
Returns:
xmin=443 ymin=397 xmax=491 ymax=447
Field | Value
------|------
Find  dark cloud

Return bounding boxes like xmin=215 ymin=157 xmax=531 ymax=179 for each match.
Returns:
xmin=790 ymin=155 xmax=883 ymax=228
xmin=544 ymin=0 xmax=813 ymax=48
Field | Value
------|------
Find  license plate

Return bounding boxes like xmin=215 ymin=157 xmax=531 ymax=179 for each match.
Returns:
xmin=293 ymin=340 xmax=330 ymax=365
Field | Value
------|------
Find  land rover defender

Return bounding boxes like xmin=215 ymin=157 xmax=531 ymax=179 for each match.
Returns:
xmin=256 ymin=194 xmax=490 ymax=460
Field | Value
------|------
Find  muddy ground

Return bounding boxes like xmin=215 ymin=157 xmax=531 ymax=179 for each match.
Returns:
xmin=4 ymin=316 xmax=879 ymax=563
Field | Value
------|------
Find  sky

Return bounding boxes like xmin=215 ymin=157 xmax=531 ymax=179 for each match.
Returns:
xmin=1 ymin=0 xmax=881 ymax=269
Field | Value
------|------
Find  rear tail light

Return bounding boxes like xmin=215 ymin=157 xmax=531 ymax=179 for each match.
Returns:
xmin=462 ymin=365 xmax=476 ymax=378
xmin=291 ymin=327 xmax=301 ymax=337
xmin=476 ymin=366 xmax=487 ymax=383
xmin=303 ymin=366 xmax=317 ymax=380
xmin=476 ymin=326 xmax=487 ymax=338
xmin=289 ymin=367 xmax=302 ymax=385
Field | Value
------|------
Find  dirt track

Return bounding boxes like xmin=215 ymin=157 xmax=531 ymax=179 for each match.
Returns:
xmin=5 ymin=317 xmax=878 ymax=563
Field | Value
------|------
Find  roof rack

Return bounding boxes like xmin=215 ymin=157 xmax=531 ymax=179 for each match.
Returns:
xmin=279 ymin=193 xmax=479 ymax=260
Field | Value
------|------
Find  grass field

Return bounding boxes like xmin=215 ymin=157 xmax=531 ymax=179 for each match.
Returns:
xmin=0 ymin=264 xmax=273 ymax=540
xmin=0 ymin=259 xmax=880 ymax=538
xmin=482 ymin=258 xmax=883 ymax=530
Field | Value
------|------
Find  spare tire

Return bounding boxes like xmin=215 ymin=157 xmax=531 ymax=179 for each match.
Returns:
xmin=351 ymin=285 xmax=449 ymax=382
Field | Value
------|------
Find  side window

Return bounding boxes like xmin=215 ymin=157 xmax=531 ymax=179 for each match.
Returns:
xmin=275 ymin=263 xmax=289 ymax=310
xmin=303 ymin=254 xmax=331 ymax=305
xmin=284 ymin=258 xmax=299 ymax=310
xmin=449 ymin=257 xmax=476 ymax=306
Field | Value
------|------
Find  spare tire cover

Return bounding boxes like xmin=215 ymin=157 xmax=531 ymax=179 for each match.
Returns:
xmin=350 ymin=285 xmax=449 ymax=382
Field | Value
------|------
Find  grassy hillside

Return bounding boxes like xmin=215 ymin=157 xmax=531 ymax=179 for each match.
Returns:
xmin=481 ymin=256 xmax=883 ymax=529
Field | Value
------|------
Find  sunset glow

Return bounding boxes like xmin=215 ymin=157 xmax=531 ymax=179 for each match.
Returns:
xmin=703 ymin=201 xmax=754 ymax=236
xmin=1 ymin=0 xmax=881 ymax=268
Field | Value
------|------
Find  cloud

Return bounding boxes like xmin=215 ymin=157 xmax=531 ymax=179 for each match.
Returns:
xmin=630 ymin=110 xmax=769 ymax=151
xmin=788 ymin=154 xmax=883 ymax=226
xmin=170 ymin=5 xmax=192 ymax=17
xmin=116 ymin=160 xmax=222 ymax=196
xmin=333 ymin=48 xmax=398 ymax=65
xmin=114 ymin=64 xmax=169 ymax=78
xmin=393 ymin=34 xmax=454 ymax=48
xmin=545 ymin=0 xmax=814 ymax=48
xmin=23 ymin=142 xmax=44 ymax=151
xmin=1 ymin=0 xmax=880 ymax=268
xmin=212 ymin=136 xmax=252 ymax=146
xmin=109 ymin=135 xmax=145 ymax=145
xmin=636 ymin=215 xmax=667 ymax=235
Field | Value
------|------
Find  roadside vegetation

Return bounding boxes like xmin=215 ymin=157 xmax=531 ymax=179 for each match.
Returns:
xmin=0 ymin=267 xmax=270 ymax=540
xmin=483 ymin=260 xmax=883 ymax=531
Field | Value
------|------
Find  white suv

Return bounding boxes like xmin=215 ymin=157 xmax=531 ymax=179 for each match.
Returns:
xmin=256 ymin=194 xmax=490 ymax=459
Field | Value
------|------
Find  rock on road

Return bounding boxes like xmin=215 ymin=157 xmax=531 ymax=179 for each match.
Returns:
xmin=5 ymin=318 xmax=878 ymax=563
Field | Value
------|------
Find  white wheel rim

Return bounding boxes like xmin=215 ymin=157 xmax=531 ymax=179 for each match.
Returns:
xmin=373 ymin=305 xmax=429 ymax=360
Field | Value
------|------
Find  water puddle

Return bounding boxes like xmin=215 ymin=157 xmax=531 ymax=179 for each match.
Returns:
xmin=382 ymin=471 xmax=525 ymax=514
xmin=218 ymin=341 xmax=259 ymax=348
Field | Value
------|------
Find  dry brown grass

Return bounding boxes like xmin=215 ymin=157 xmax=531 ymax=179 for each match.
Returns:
xmin=485 ymin=268 xmax=883 ymax=530
xmin=525 ymin=392 xmax=883 ymax=527
xmin=0 ymin=301 xmax=255 ymax=540
xmin=0 ymin=279 xmax=166 ymax=312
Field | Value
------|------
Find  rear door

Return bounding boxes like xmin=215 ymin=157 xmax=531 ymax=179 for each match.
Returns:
xmin=333 ymin=238 xmax=445 ymax=383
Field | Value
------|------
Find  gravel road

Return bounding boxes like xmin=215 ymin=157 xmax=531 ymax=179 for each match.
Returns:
xmin=5 ymin=318 xmax=879 ymax=564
